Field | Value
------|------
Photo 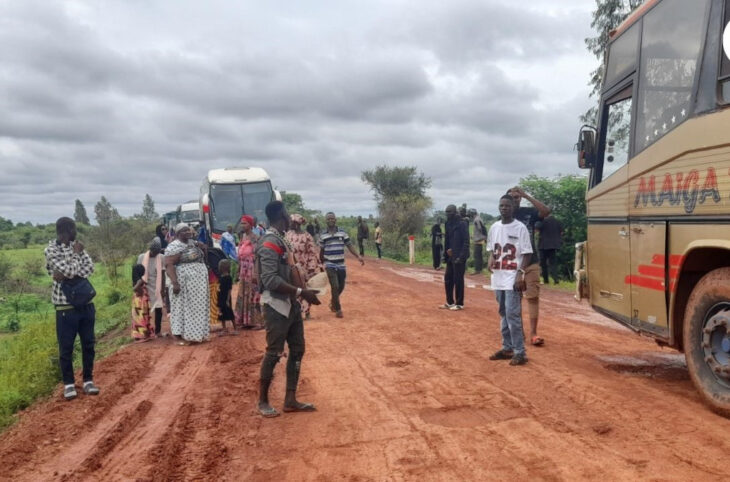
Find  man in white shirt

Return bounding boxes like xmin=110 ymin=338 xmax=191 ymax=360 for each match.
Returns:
xmin=487 ymin=195 xmax=533 ymax=365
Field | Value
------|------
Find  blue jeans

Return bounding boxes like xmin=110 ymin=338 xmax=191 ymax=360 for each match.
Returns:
xmin=495 ymin=290 xmax=525 ymax=356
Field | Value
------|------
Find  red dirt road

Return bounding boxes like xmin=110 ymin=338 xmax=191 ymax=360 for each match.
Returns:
xmin=2 ymin=258 xmax=730 ymax=480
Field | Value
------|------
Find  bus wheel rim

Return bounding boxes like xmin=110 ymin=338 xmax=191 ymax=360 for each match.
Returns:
xmin=701 ymin=304 xmax=730 ymax=387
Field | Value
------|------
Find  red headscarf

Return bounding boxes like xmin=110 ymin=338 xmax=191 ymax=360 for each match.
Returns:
xmin=240 ymin=215 xmax=254 ymax=227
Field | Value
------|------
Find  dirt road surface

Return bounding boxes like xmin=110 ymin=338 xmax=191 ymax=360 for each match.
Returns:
xmin=2 ymin=258 xmax=730 ymax=481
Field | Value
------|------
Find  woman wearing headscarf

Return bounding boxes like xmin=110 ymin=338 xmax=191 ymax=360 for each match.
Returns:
xmin=136 ymin=237 xmax=166 ymax=337
xmin=285 ymin=214 xmax=324 ymax=319
xmin=234 ymin=215 xmax=262 ymax=329
xmin=155 ymin=224 xmax=169 ymax=251
xmin=165 ymin=223 xmax=210 ymax=344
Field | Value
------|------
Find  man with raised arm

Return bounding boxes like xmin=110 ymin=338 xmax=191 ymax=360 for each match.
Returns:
xmin=256 ymin=201 xmax=321 ymax=418
xmin=508 ymin=186 xmax=551 ymax=346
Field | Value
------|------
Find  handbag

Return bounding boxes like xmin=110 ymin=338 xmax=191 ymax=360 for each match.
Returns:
xmin=61 ymin=276 xmax=96 ymax=309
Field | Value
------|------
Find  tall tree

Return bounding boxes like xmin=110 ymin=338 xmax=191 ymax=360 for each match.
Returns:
xmin=140 ymin=194 xmax=159 ymax=223
xmin=361 ymin=166 xmax=432 ymax=252
xmin=582 ymin=0 xmax=643 ymax=123
xmin=94 ymin=196 xmax=121 ymax=226
xmin=74 ymin=199 xmax=90 ymax=225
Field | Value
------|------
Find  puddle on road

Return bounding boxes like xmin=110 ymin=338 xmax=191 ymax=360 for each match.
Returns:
xmin=597 ymin=353 xmax=688 ymax=381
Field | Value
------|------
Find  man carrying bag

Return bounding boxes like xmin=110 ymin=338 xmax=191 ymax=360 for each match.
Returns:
xmin=45 ymin=217 xmax=100 ymax=401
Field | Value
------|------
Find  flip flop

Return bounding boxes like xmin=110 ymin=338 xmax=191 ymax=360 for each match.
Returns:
xmin=531 ymin=336 xmax=545 ymax=346
xmin=176 ymin=340 xmax=191 ymax=346
xmin=283 ymin=402 xmax=317 ymax=413
xmin=258 ymin=405 xmax=280 ymax=418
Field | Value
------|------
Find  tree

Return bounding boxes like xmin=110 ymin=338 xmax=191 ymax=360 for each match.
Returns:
xmin=94 ymin=196 xmax=121 ymax=226
xmin=582 ymin=0 xmax=643 ymax=123
xmin=0 ymin=217 xmax=12 ymax=232
xmin=281 ymin=191 xmax=320 ymax=219
xmin=361 ymin=166 xmax=432 ymax=255
xmin=139 ymin=194 xmax=159 ymax=223
xmin=74 ymin=199 xmax=90 ymax=225
xmin=519 ymin=174 xmax=588 ymax=280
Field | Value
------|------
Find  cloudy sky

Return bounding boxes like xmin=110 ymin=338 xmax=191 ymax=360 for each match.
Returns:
xmin=0 ymin=0 xmax=597 ymax=224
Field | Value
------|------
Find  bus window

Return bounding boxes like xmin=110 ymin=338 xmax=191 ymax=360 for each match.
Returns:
xmin=210 ymin=184 xmax=243 ymax=233
xmin=720 ymin=0 xmax=730 ymax=102
xmin=242 ymin=182 xmax=273 ymax=225
xmin=635 ymin=0 xmax=710 ymax=152
xmin=604 ymin=22 xmax=640 ymax=91
xmin=601 ymin=93 xmax=632 ymax=181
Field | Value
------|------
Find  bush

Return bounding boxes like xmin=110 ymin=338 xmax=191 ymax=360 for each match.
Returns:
xmin=0 ymin=319 xmax=60 ymax=429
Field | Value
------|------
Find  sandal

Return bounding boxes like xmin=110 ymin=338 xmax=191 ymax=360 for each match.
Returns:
xmin=258 ymin=404 xmax=280 ymax=418
xmin=531 ymin=336 xmax=545 ymax=346
xmin=176 ymin=340 xmax=191 ymax=346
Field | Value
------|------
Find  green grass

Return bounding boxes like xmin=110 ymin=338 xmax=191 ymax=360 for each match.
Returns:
xmin=0 ymin=246 xmax=133 ymax=430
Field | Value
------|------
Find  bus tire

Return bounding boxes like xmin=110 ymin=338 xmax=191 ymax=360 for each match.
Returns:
xmin=684 ymin=267 xmax=730 ymax=416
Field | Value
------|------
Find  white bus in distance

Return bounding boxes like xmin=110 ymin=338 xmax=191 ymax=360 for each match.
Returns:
xmin=199 ymin=167 xmax=281 ymax=248
xmin=177 ymin=201 xmax=201 ymax=229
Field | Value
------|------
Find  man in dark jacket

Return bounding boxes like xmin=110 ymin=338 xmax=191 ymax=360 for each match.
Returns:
xmin=440 ymin=205 xmax=469 ymax=311
xmin=356 ymin=216 xmax=369 ymax=256
xmin=256 ymin=201 xmax=321 ymax=418
xmin=431 ymin=218 xmax=443 ymax=270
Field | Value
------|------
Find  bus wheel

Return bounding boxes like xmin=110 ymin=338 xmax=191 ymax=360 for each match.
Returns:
xmin=684 ymin=267 xmax=730 ymax=416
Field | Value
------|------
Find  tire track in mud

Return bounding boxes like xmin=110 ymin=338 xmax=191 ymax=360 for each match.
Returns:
xmin=66 ymin=399 xmax=154 ymax=479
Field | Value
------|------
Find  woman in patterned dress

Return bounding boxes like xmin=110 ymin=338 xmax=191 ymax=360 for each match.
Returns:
xmin=164 ymin=223 xmax=210 ymax=344
xmin=285 ymin=214 xmax=324 ymax=319
xmin=235 ymin=215 xmax=262 ymax=329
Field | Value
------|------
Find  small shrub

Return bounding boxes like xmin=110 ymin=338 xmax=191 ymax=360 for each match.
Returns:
xmin=21 ymin=258 xmax=44 ymax=277
xmin=106 ymin=288 xmax=123 ymax=305
xmin=4 ymin=318 xmax=20 ymax=333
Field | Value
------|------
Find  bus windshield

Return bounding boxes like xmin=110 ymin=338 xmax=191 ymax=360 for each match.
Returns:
xmin=209 ymin=181 xmax=272 ymax=232
xmin=180 ymin=210 xmax=199 ymax=223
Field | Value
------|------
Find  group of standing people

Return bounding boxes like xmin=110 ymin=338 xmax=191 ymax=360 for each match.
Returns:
xmin=434 ymin=186 xmax=560 ymax=366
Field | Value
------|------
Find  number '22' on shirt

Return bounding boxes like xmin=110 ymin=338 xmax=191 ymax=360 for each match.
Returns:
xmin=487 ymin=220 xmax=533 ymax=290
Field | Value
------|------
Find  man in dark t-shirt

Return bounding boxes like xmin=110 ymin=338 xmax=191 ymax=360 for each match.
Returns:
xmin=536 ymin=216 xmax=563 ymax=285
xmin=508 ymin=186 xmax=551 ymax=346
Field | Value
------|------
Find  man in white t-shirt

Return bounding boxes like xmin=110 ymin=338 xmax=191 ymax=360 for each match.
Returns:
xmin=487 ymin=195 xmax=533 ymax=365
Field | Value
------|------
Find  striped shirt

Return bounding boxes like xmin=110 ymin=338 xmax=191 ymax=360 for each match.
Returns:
xmin=44 ymin=240 xmax=95 ymax=305
xmin=319 ymin=227 xmax=352 ymax=270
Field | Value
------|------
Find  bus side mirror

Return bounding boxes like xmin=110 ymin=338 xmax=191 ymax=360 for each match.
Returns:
xmin=577 ymin=126 xmax=596 ymax=169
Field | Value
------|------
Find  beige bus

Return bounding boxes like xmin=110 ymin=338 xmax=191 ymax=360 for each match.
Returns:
xmin=575 ymin=0 xmax=730 ymax=415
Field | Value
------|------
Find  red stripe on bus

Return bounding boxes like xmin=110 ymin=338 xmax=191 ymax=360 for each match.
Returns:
xmin=650 ymin=254 xmax=684 ymax=267
xmin=625 ymin=275 xmax=664 ymax=292
xmin=637 ymin=265 xmax=679 ymax=279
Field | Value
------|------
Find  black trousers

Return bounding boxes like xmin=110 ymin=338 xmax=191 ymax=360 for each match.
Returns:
xmin=55 ymin=304 xmax=96 ymax=385
xmin=357 ymin=238 xmax=365 ymax=256
xmin=153 ymin=307 xmax=163 ymax=335
xmin=261 ymin=303 xmax=305 ymax=391
xmin=432 ymin=245 xmax=442 ymax=269
xmin=376 ymin=243 xmax=382 ymax=259
xmin=444 ymin=261 xmax=466 ymax=306
xmin=473 ymin=243 xmax=484 ymax=273
xmin=326 ymin=267 xmax=347 ymax=311
xmin=539 ymin=248 xmax=560 ymax=283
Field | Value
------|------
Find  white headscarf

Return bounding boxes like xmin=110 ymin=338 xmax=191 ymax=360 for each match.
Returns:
xmin=175 ymin=222 xmax=190 ymax=232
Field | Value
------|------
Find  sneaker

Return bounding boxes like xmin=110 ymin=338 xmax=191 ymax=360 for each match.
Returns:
xmin=509 ymin=354 xmax=528 ymax=366
xmin=438 ymin=303 xmax=455 ymax=309
xmin=449 ymin=305 xmax=464 ymax=311
xmin=64 ymin=385 xmax=77 ymax=401
xmin=83 ymin=382 xmax=100 ymax=395
xmin=489 ymin=349 xmax=514 ymax=360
